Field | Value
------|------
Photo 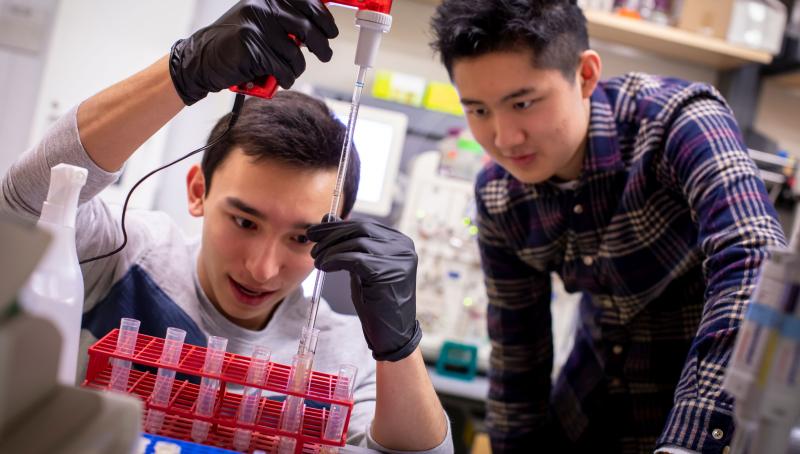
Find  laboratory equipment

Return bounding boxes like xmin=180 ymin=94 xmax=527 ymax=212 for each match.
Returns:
xmin=145 ymin=327 xmax=187 ymax=434
xmin=231 ymin=0 xmax=394 ymax=100
xmin=1 ymin=215 xmax=141 ymax=454
xmin=232 ymin=344 xmax=271 ymax=452
xmin=109 ymin=318 xmax=141 ymax=393
xmin=82 ymin=327 xmax=355 ymax=453
xmin=18 ymin=163 xmax=88 ymax=385
xmin=191 ymin=335 xmax=229 ymax=443
xmin=302 ymin=2 xmax=393 ymax=357
xmin=723 ymin=244 xmax=800 ymax=454
xmin=324 ymin=99 xmax=408 ymax=217
xmin=397 ymin=151 xmax=582 ymax=374
xmin=279 ymin=328 xmax=320 ymax=454
xmin=397 ymin=151 xmax=491 ymax=371
xmin=321 ymin=364 xmax=358 ymax=454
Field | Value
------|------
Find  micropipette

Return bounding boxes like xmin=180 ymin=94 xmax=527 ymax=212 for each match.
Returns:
xmin=191 ymin=335 xmax=228 ymax=443
xmin=300 ymin=8 xmax=393 ymax=357
xmin=145 ymin=327 xmax=187 ymax=434
xmin=109 ymin=318 xmax=141 ymax=393
xmin=320 ymin=364 xmax=358 ymax=454
xmin=233 ymin=344 xmax=272 ymax=452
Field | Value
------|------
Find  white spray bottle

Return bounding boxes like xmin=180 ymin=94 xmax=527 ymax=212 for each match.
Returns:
xmin=19 ymin=163 xmax=88 ymax=385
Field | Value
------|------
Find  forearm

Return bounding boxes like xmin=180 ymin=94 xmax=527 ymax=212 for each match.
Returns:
xmin=77 ymin=54 xmax=184 ymax=172
xmin=371 ymin=348 xmax=448 ymax=451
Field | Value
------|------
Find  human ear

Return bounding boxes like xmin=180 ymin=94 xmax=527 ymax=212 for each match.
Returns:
xmin=577 ymin=50 xmax=602 ymax=99
xmin=186 ymin=164 xmax=206 ymax=217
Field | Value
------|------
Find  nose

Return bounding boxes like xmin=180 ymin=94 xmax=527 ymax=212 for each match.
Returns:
xmin=493 ymin=114 xmax=525 ymax=150
xmin=245 ymin=238 xmax=282 ymax=283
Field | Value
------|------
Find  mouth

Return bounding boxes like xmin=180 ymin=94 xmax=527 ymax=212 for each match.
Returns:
xmin=227 ymin=276 xmax=277 ymax=307
xmin=507 ymin=153 xmax=537 ymax=165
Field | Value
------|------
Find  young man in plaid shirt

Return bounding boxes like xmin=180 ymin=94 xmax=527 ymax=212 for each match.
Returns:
xmin=430 ymin=1 xmax=787 ymax=453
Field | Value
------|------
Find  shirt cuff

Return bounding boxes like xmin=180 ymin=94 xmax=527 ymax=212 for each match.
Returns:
xmin=656 ymin=398 xmax=734 ymax=454
xmin=366 ymin=411 xmax=454 ymax=454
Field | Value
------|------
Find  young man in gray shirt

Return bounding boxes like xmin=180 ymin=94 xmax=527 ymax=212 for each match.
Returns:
xmin=1 ymin=1 xmax=451 ymax=452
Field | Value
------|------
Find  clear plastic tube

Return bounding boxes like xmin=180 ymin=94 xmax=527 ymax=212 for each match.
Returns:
xmin=278 ymin=349 xmax=316 ymax=454
xmin=302 ymin=68 xmax=368 ymax=354
xmin=144 ymin=327 xmax=187 ymax=433
xmin=191 ymin=335 xmax=229 ymax=443
xmin=233 ymin=345 xmax=272 ymax=452
xmin=109 ymin=318 xmax=140 ymax=393
xmin=322 ymin=364 xmax=358 ymax=450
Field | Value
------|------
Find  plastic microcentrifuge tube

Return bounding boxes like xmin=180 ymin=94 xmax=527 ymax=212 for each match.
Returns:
xmin=191 ymin=335 xmax=228 ymax=443
xmin=320 ymin=364 xmax=358 ymax=454
xmin=145 ymin=327 xmax=187 ymax=433
xmin=109 ymin=318 xmax=141 ymax=393
xmin=233 ymin=345 xmax=272 ymax=452
xmin=277 ymin=347 xmax=316 ymax=454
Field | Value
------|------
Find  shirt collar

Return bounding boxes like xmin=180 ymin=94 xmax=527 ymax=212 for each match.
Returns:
xmin=582 ymin=86 xmax=625 ymax=176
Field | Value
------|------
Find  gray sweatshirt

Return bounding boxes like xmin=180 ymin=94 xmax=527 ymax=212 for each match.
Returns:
xmin=1 ymin=106 xmax=452 ymax=453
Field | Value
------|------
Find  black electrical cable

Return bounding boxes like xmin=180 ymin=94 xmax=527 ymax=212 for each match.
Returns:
xmin=80 ymin=93 xmax=246 ymax=265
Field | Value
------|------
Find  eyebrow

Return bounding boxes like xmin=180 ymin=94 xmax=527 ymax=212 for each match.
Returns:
xmin=225 ymin=197 xmax=315 ymax=230
xmin=226 ymin=197 xmax=265 ymax=220
xmin=461 ymin=87 xmax=538 ymax=106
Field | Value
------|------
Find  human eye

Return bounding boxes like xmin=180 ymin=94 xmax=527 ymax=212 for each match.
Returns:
xmin=467 ymin=106 xmax=489 ymax=118
xmin=291 ymin=234 xmax=310 ymax=245
xmin=232 ymin=215 xmax=257 ymax=230
xmin=513 ymin=99 xmax=535 ymax=110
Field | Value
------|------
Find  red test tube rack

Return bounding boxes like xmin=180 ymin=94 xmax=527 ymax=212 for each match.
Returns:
xmin=82 ymin=329 xmax=354 ymax=454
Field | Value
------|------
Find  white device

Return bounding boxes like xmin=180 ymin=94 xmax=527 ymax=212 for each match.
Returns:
xmin=325 ymin=99 xmax=407 ymax=217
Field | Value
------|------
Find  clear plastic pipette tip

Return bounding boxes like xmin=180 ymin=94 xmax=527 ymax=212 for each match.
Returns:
xmin=233 ymin=345 xmax=271 ymax=451
xmin=191 ymin=336 xmax=228 ymax=443
xmin=145 ymin=327 xmax=186 ymax=433
xmin=109 ymin=318 xmax=140 ymax=393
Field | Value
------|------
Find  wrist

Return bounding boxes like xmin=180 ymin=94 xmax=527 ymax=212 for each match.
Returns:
xmin=371 ymin=320 xmax=422 ymax=362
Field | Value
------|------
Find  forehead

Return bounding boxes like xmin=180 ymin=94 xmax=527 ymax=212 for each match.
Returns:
xmin=452 ymin=50 xmax=563 ymax=100
xmin=210 ymin=148 xmax=339 ymax=223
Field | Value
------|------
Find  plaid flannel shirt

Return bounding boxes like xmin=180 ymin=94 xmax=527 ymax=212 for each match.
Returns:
xmin=476 ymin=73 xmax=787 ymax=453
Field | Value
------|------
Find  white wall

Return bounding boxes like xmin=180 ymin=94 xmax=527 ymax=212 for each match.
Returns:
xmin=0 ymin=0 xmax=57 ymax=175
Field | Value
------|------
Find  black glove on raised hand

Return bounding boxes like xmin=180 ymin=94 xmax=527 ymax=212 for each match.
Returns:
xmin=307 ymin=218 xmax=422 ymax=362
xmin=169 ymin=0 xmax=339 ymax=105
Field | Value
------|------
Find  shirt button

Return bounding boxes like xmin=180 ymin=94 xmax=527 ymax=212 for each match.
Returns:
xmin=612 ymin=345 xmax=624 ymax=355
xmin=573 ymin=204 xmax=584 ymax=214
xmin=582 ymin=256 xmax=594 ymax=266
xmin=712 ymin=428 xmax=724 ymax=440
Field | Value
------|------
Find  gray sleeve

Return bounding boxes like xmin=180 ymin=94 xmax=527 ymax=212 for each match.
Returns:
xmin=0 ymin=105 xmax=133 ymax=310
xmin=364 ymin=414 xmax=454 ymax=454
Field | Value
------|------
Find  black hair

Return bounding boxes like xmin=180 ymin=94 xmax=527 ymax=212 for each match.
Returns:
xmin=202 ymin=91 xmax=360 ymax=218
xmin=430 ymin=0 xmax=589 ymax=80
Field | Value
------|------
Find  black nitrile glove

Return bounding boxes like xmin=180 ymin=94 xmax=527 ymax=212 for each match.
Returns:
xmin=307 ymin=218 xmax=422 ymax=362
xmin=169 ymin=0 xmax=339 ymax=105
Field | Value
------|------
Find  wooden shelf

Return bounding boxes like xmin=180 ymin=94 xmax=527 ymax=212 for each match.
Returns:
xmin=414 ymin=1 xmax=773 ymax=69
xmin=584 ymin=10 xmax=772 ymax=69
xmin=767 ymin=70 xmax=800 ymax=88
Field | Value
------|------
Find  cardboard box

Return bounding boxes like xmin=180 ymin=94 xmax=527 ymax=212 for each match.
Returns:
xmin=677 ymin=0 xmax=735 ymax=39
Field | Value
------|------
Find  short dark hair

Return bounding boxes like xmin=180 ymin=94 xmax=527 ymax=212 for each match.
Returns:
xmin=202 ymin=91 xmax=360 ymax=218
xmin=430 ymin=0 xmax=589 ymax=80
